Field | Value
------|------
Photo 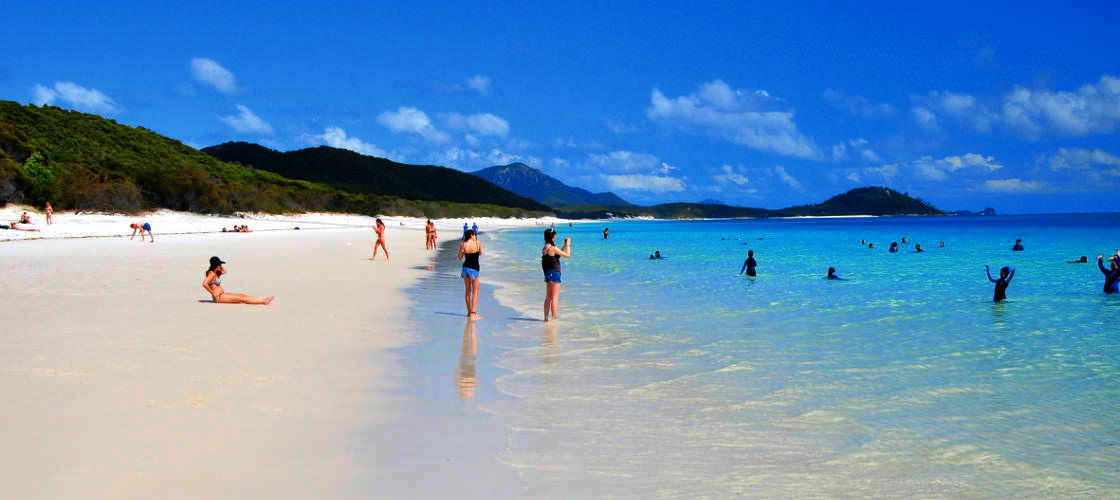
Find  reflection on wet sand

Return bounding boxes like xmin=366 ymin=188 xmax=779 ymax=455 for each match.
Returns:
xmin=455 ymin=319 xmax=478 ymax=399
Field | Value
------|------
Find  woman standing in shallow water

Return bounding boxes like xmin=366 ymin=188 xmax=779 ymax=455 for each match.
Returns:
xmin=542 ymin=228 xmax=572 ymax=322
xmin=202 ymin=256 xmax=274 ymax=305
xmin=459 ymin=230 xmax=483 ymax=319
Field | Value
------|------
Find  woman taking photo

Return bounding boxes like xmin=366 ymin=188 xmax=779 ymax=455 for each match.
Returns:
xmin=458 ymin=230 xmax=482 ymax=319
xmin=541 ymin=228 xmax=572 ymax=322
xmin=202 ymin=256 xmax=274 ymax=305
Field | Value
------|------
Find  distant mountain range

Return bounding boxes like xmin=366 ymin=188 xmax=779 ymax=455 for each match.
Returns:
xmin=202 ymin=142 xmax=550 ymax=212
xmin=466 ymin=162 xmax=942 ymax=218
xmin=471 ymin=162 xmax=631 ymax=207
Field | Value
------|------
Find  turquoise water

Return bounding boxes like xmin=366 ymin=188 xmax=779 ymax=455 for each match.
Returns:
xmin=473 ymin=215 xmax=1120 ymax=497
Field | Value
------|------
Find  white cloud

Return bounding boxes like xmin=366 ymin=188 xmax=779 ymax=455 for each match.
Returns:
xmin=913 ymin=75 xmax=1120 ymax=139
xmin=589 ymin=150 xmax=664 ymax=173
xmin=647 ymin=80 xmax=819 ymax=159
xmin=466 ymin=75 xmax=491 ymax=94
xmin=604 ymin=174 xmax=686 ymax=193
xmin=982 ymin=178 xmax=1048 ymax=193
xmin=1045 ymin=147 xmax=1120 ymax=170
xmin=377 ymin=106 xmax=449 ymax=143
xmin=773 ymin=165 xmax=802 ymax=189
xmin=442 ymin=112 xmax=510 ymax=137
xmin=30 ymin=81 xmax=119 ymax=113
xmin=831 ymin=138 xmax=880 ymax=162
xmin=311 ymin=126 xmax=387 ymax=157
xmin=714 ymin=164 xmax=750 ymax=186
xmin=822 ymin=89 xmax=895 ymax=118
xmin=190 ymin=58 xmax=237 ymax=94
xmin=426 ymin=147 xmax=535 ymax=170
xmin=220 ymin=104 xmax=273 ymax=134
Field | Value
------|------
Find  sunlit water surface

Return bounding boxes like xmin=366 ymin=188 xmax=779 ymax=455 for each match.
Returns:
xmin=429 ymin=215 xmax=1120 ymax=497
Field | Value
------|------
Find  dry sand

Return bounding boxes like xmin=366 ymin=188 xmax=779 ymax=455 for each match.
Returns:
xmin=1 ymin=226 xmax=439 ymax=498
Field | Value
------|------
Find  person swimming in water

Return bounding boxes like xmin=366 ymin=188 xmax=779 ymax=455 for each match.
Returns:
xmin=901 ymin=237 xmax=907 ymax=243
xmin=1068 ymin=256 xmax=1088 ymax=263
xmin=914 ymin=244 xmax=924 ymax=253
xmin=654 ymin=251 xmax=662 ymax=259
xmin=1097 ymin=255 xmax=1120 ymax=293
xmin=826 ymin=267 xmax=843 ymax=280
xmin=739 ymin=250 xmax=757 ymax=276
xmin=985 ymin=265 xmax=1015 ymax=302
xmin=603 ymin=227 xmax=609 ymax=239
xmin=1012 ymin=239 xmax=1024 ymax=251
xmin=889 ymin=242 xmax=898 ymax=253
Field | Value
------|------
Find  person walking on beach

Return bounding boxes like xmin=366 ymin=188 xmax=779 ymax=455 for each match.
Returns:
xmin=542 ymin=228 xmax=571 ymax=322
xmin=129 ymin=222 xmax=154 ymax=243
xmin=463 ymin=222 xmax=469 ymax=236
xmin=459 ymin=229 xmax=483 ymax=319
xmin=739 ymin=250 xmax=757 ymax=276
xmin=425 ymin=219 xmax=435 ymax=251
xmin=472 ymin=222 xmax=479 ymax=235
xmin=370 ymin=218 xmax=389 ymax=262
xmin=202 ymin=256 xmax=274 ymax=305
xmin=45 ymin=202 xmax=53 ymax=225
xmin=985 ymin=265 xmax=1015 ymax=302
xmin=1097 ymin=255 xmax=1120 ymax=293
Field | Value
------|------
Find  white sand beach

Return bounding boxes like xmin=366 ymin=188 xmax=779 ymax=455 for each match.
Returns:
xmin=0 ymin=207 xmax=566 ymax=498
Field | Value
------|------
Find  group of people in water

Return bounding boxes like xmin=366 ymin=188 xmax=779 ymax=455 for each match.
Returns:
xmin=739 ymin=236 xmax=1120 ymax=301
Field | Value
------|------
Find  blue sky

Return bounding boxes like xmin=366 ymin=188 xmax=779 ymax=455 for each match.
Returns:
xmin=6 ymin=1 xmax=1120 ymax=212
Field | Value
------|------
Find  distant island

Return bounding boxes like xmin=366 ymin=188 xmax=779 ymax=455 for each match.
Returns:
xmin=471 ymin=162 xmax=943 ymax=218
xmin=952 ymin=207 xmax=997 ymax=216
xmin=1 ymin=101 xmax=943 ymax=219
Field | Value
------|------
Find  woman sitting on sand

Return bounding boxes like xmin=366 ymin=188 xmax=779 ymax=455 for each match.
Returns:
xmin=541 ymin=228 xmax=571 ymax=322
xmin=459 ymin=230 xmax=483 ymax=319
xmin=202 ymin=256 xmax=274 ymax=305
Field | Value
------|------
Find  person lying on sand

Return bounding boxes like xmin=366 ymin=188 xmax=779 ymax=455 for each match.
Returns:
xmin=3 ymin=222 xmax=40 ymax=232
xmin=202 ymin=256 xmax=274 ymax=305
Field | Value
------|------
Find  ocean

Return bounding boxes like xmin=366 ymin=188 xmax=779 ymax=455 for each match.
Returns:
xmin=406 ymin=214 xmax=1120 ymax=497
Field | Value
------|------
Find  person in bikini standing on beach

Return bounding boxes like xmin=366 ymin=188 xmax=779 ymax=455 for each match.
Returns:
xmin=541 ymin=228 xmax=572 ymax=322
xmin=370 ymin=218 xmax=389 ymax=262
xmin=45 ymin=202 xmax=53 ymax=225
xmin=459 ymin=229 xmax=483 ymax=319
xmin=425 ymin=219 xmax=434 ymax=250
xmin=202 ymin=256 xmax=274 ymax=305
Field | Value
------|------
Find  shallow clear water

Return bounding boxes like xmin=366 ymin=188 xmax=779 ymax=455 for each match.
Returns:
xmin=477 ymin=215 xmax=1120 ymax=497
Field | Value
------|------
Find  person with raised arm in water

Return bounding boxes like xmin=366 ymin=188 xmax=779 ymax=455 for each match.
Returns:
xmin=370 ymin=218 xmax=389 ymax=262
xmin=1097 ymin=255 xmax=1120 ymax=293
xmin=202 ymin=256 xmax=274 ymax=305
xmin=889 ymin=242 xmax=899 ymax=253
xmin=985 ymin=265 xmax=1015 ymax=302
xmin=541 ymin=228 xmax=572 ymax=322
xmin=739 ymin=250 xmax=757 ymax=276
xmin=459 ymin=229 xmax=483 ymax=319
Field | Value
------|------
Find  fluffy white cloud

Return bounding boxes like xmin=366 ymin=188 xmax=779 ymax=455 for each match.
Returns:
xmin=312 ymin=126 xmax=387 ymax=157
xmin=604 ymin=174 xmax=686 ymax=193
xmin=714 ymin=164 xmax=750 ymax=186
xmin=466 ymin=75 xmax=491 ymax=94
xmin=30 ymin=81 xmax=119 ymax=113
xmin=831 ymin=138 xmax=880 ymax=162
xmin=982 ymin=178 xmax=1048 ymax=193
xmin=377 ymin=106 xmax=449 ymax=143
xmin=906 ymin=153 xmax=1002 ymax=181
xmin=589 ymin=150 xmax=664 ymax=173
xmin=822 ymin=89 xmax=895 ymax=118
xmin=774 ymin=165 xmax=802 ymax=189
xmin=426 ymin=147 xmax=536 ymax=170
xmin=220 ymin=104 xmax=272 ymax=134
xmin=190 ymin=58 xmax=237 ymax=94
xmin=1001 ymin=75 xmax=1120 ymax=138
xmin=442 ymin=112 xmax=510 ymax=137
xmin=913 ymin=75 xmax=1120 ymax=139
xmin=1045 ymin=147 xmax=1120 ymax=170
xmin=647 ymin=80 xmax=819 ymax=159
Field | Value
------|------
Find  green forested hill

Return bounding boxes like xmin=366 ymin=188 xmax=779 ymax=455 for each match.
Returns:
xmin=202 ymin=142 xmax=550 ymax=212
xmin=0 ymin=101 xmax=550 ymax=217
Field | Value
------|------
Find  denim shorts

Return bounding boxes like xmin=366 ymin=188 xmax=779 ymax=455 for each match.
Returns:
xmin=544 ymin=270 xmax=562 ymax=283
xmin=461 ymin=267 xmax=479 ymax=280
